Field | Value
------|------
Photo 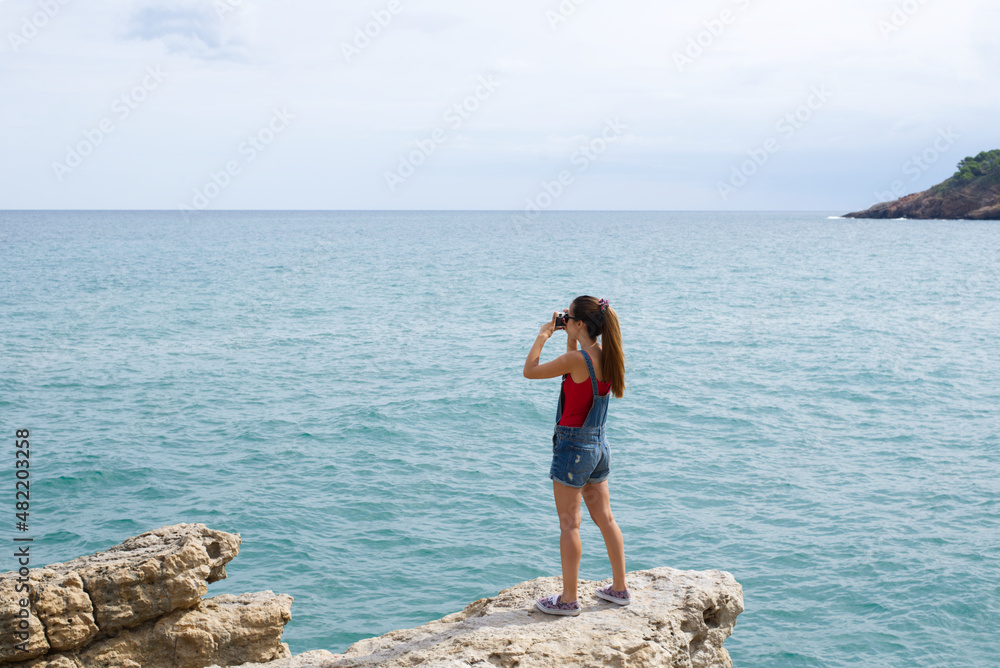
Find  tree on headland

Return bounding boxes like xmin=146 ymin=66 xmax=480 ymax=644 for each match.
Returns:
xmin=953 ymin=149 xmax=1000 ymax=184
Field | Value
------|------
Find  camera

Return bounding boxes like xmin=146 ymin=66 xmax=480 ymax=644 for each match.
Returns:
xmin=555 ymin=310 xmax=570 ymax=329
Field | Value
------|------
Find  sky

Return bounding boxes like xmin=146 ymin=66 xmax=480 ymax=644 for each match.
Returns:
xmin=2 ymin=0 xmax=998 ymax=211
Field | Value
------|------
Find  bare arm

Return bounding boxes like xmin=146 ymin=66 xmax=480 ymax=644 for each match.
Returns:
xmin=524 ymin=312 xmax=575 ymax=379
xmin=523 ymin=333 xmax=550 ymax=378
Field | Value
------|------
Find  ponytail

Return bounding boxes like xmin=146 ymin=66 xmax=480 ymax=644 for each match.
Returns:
xmin=571 ymin=295 xmax=627 ymax=398
xmin=600 ymin=306 xmax=626 ymax=398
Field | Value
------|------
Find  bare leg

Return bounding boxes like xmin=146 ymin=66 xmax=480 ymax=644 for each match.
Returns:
xmin=582 ymin=480 xmax=626 ymax=591
xmin=552 ymin=480 xmax=584 ymax=603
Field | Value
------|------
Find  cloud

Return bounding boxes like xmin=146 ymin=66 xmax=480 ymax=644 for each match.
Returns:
xmin=889 ymin=114 xmax=934 ymax=137
xmin=3 ymin=0 xmax=997 ymax=209
xmin=122 ymin=0 xmax=258 ymax=61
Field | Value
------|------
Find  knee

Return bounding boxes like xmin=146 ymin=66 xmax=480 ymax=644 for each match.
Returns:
xmin=558 ymin=513 xmax=581 ymax=533
xmin=590 ymin=511 xmax=616 ymax=529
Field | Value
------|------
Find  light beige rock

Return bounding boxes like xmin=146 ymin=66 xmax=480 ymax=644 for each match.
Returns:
xmin=207 ymin=650 xmax=342 ymax=668
xmin=30 ymin=570 xmax=100 ymax=652
xmin=3 ymin=524 xmax=742 ymax=668
xmin=4 ymin=591 xmax=293 ymax=668
xmin=223 ymin=566 xmax=744 ymax=668
xmin=50 ymin=523 xmax=241 ymax=634
xmin=0 ymin=523 xmax=244 ymax=665
xmin=0 ymin=576 xmax=48 ymax=661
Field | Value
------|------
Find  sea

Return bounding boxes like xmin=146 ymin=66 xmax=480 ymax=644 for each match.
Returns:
xmin=1 ymin=210 xmax=997 ymax=667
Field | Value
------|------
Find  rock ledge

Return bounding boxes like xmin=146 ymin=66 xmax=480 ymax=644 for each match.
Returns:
xmin=3 ymin=524 xmax=744 ymax=668
xmin=221 ymin=566 xmax=744 ymax=668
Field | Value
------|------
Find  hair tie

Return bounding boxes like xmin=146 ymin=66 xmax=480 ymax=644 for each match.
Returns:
xmin=598 ymin=298 xmax=609 ymax=313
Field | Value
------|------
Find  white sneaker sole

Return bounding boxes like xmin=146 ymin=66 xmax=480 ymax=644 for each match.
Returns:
xmin=535 ymin=600 xmax=581 ymax=616
xmin=595 ymin=590 xmax=631 ymax=606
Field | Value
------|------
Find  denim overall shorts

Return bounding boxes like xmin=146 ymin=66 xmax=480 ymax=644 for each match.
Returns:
xmin=550 ymin=350 xmax=612 ymax=488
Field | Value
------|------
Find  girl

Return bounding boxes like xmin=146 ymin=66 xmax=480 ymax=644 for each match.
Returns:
xmin=522 ymin=295 xmax=630 ymax=615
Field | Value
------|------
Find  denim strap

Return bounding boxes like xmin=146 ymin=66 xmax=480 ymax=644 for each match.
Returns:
xmin=581 ymin=350 xmax=599 ymax=396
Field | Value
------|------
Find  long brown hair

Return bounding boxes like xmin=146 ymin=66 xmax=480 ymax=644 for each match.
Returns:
xmin=571 ymin=295 xmax=626 ymax=398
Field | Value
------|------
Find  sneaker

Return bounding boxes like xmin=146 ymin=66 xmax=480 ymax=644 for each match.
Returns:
xmin=595 ymin=585 xmax=631 ymax=605
xmin=535 ymin=593 xmax=581 ymax=616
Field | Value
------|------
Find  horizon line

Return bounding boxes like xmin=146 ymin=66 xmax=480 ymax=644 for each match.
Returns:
xmin=0 ymin=208 xmax=848 ymax=213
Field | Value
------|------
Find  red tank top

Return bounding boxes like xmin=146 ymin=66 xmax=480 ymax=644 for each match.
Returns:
xmin=558 ymin=370 xmax=611 ymax=427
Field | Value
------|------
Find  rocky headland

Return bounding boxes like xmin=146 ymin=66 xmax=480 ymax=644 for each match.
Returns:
xmin=2 ymin=524 xmax=744 ymax=668
xmin=845 ymin=149 xmax=1000 ymax=220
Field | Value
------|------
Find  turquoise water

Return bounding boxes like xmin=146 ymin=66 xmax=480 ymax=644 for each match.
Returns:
xmin=1 ymin=210 xmax=998 ymax=666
